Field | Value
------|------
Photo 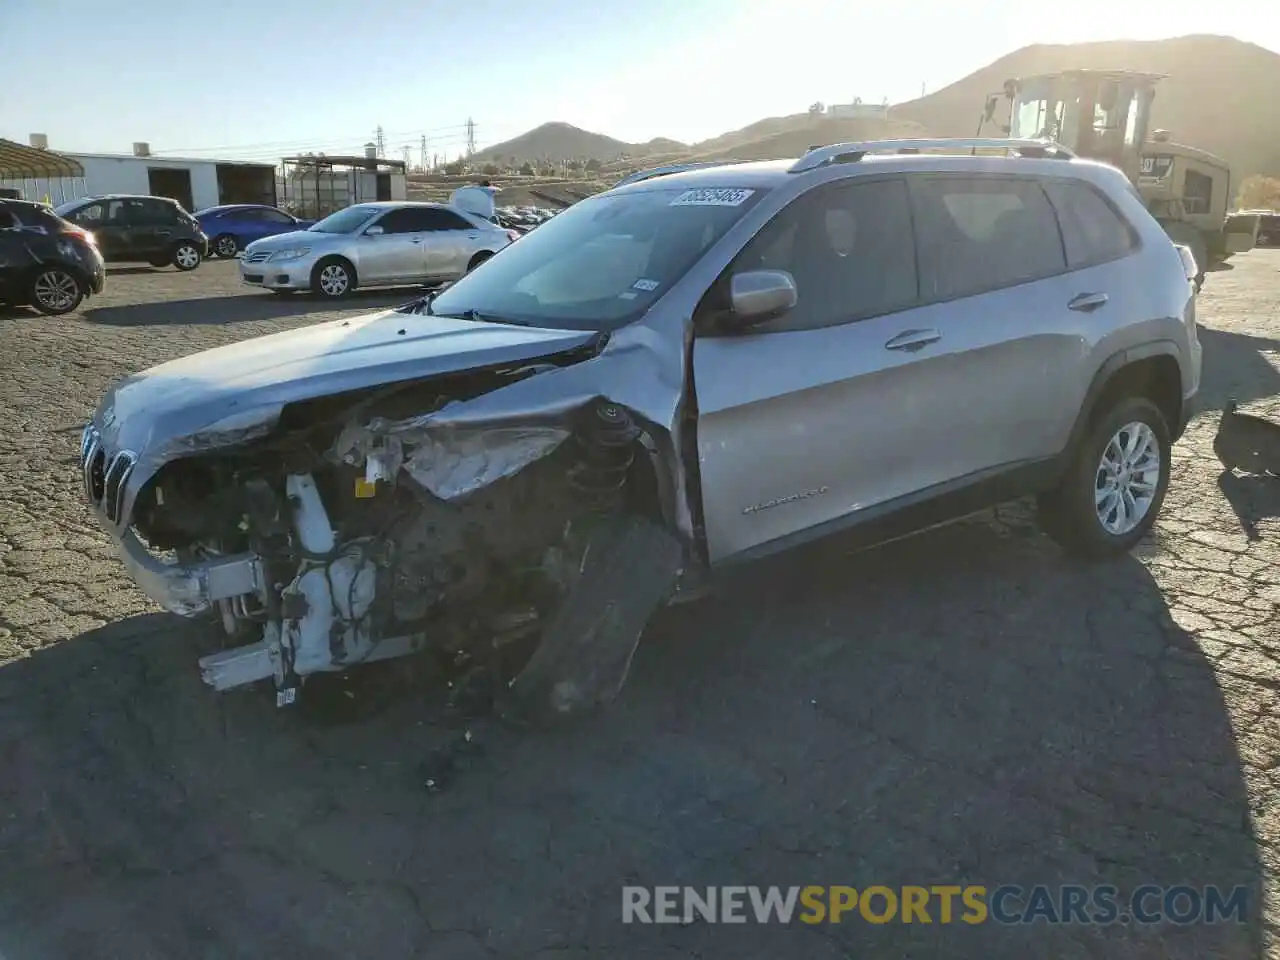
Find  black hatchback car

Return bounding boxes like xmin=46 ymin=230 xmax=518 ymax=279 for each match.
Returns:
xmin=0 ymin=198 xmax=105 ymax=315
xmin=54 ymin=194 xmax=209 ymax=271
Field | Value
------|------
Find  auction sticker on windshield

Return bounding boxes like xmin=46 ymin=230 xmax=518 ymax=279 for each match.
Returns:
xmin=670 ymin=188 xmax=755 ymax=207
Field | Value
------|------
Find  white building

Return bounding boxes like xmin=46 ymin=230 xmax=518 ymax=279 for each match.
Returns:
xmin=826 ymin=99 xmax=891 ymax=120
xmin=9 ymin=135 xmax=276 ymax=212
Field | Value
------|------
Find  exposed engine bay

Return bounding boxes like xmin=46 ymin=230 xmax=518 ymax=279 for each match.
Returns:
xmin=126 ymin=358 xmax=685 ymax=717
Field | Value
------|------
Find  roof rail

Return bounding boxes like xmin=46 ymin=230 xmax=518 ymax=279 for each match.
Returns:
xmin=788 ymin=138 xmax=1075 ymax=174
xmin=613 ymin=158 xmax=759 ymax=188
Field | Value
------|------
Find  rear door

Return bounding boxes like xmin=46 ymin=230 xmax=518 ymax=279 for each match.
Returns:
xmin=254 ymin=206 xmax=299 ymax=240
xmin=419 ymin=208 xmax=483 ymax=279
xmin=68 ymin=202 xmax=124 ymax=259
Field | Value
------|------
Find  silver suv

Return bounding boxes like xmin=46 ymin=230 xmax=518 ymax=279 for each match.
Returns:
xmin=81 ymin=138 xmax=1200 ymax=719
xmin=239 ymin=201 xmax=515 ymax=298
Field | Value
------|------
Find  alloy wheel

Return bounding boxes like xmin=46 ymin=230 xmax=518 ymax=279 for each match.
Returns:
xmin=319 ymin=264 xmax=350 ymax=297
xmin=1095 ymin=421 xmax=1161 ymax=535
xmin=32 ymin=269 xmax=80 ymax=313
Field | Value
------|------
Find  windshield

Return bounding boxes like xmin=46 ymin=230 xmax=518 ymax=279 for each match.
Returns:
xmin=427 ymin=185 xmax=767 ymax=332
xmin=308 ymin=206 xmax=380 ymax=234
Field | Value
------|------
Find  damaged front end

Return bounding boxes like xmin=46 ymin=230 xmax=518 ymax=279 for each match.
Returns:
xmin=81 ymin=323 xmax=693 ymax=718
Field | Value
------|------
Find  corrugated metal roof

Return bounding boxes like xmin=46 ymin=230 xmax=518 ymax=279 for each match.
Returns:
xmin=0 ymin=138 xmax=85 ymax=178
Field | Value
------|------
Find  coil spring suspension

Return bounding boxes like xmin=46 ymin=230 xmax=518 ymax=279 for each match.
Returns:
xmin=568 ymin=404 xmax=639 ymax=513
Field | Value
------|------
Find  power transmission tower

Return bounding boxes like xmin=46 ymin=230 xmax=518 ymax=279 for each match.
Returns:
xmin=375 ymin=125 xmax=385 ymax=157
xmin=465 ymin=117 xmax=476 ymax=157
xmin=419 ymin=135 xmax=428 ymax=171
xmin=401 ymin=145 xmax=412 ymax=167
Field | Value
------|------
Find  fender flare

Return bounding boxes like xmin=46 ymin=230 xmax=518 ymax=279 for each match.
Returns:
xmin=1063 ymin=340 xmax=1187 ymax=459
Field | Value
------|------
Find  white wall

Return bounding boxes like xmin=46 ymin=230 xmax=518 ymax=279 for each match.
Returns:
xmin=60 ymin=154 xmax=222 ymax=211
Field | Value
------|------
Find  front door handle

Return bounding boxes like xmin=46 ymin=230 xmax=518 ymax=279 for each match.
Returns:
xmin=1068 ymin=292 xmax=1109 ymax=312
xmin=884 ymin=328 xmax=942 ymax=352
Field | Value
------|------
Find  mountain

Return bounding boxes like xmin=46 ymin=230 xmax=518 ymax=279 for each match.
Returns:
xmin=471 ymin=123 xmax=687 ymax=164
xmin=891 ymin=34 xmax=1280 ymax=177
xmin=473 ymin=35 xmax=1280 ymax=178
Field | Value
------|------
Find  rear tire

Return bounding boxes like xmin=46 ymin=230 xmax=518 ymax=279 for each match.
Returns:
xmin=1037 ymin=396 xmax=1171 ymax=559
xmin=212 ymin=234 xmax=239 ymax=259
xmin=172 ymin=241 xmax=202 ymax=271
xmin=466 ymin=250 xmax=494 ymax=273
xmin=311 ymin=257 xmax=354 ymax=299
xmin=28 ymin=267 xmax=84 ymax=315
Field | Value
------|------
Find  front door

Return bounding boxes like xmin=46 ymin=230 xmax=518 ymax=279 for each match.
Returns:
xmin=692 ymin=174 xmax=1079 ymax=563
xmin=67 ymin=201 xmax=127 ymax=260
xmin=357 ymin=207 xmax=434 ymax=282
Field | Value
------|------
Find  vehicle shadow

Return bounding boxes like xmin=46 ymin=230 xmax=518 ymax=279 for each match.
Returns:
xmin=0 ymin=518 xmax=1261 ymax=958
xmin=83 ymin=290 xmax=416 ymax=327
xmin=1217 ymin=469 xmax=1280 ymax=541
xmin=1197 ymin=325 xmax=1280 ymax=412
xmin=106 ymin=265 xmax=168 ymax=276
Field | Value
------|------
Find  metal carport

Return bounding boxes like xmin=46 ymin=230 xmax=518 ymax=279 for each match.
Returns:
xmin=0 ymin=138 xmax=88 ymax=204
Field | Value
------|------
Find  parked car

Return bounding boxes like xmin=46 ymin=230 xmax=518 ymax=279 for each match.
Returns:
xmin=54 ymin=195 xmax=208 ymax=270
xmin=238 ymin=200 xmax=518 ymax=298
xmin=196 ymin=204 xmax=316 ymax=259
xmin=1256 ymin=211 xmax=1280 ymax=247
xmin=0 ymin=198 xmax=105 ymax=315
xmin=79 ymin=138 xmax=1200 ymax=720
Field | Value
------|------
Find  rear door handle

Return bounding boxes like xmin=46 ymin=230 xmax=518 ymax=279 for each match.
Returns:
xmin=1068 ymin=292 xmax=1109 ymax=312
xmin=884 ymin=328 xmax=942 ymax=352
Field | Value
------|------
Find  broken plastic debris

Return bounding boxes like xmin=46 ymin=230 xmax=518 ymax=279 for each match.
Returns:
xmin=402 ymin=425 xmax=570 ymax=501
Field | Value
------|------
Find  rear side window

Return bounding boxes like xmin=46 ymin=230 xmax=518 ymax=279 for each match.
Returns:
xmin=732 ymin=178 xmax=918 ymax=331
xmin=910 ymin=177 xmax=1066 ymax=301
xmin=1042 ymin=180 xmax=1137 ymax=269
xmin=424 ymin=209 xmax=476 ymax=231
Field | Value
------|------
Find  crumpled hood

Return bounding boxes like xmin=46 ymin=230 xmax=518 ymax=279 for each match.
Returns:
xmin=95 ymin=308 xmax=600 ymax=462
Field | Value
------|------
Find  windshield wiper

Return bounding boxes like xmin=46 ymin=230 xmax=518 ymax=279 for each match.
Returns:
xmin=450 ymin=308 xmax=535 ymax=326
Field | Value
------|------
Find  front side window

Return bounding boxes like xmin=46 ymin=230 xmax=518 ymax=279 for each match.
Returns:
xmin=727 ymin=178 xmax=917 ymax=332
xmin=910 ymin=176 xmax=1066 ymax=300
xmin=1043 ymin=180 xmax=1137 ymax=268
xmin=427 ymin=184 xmax=767 ymax=332
xmin=67 ymin=202 xmax=105 ymax=226
xmin=373 ymin=208 xmax=437 ymax=234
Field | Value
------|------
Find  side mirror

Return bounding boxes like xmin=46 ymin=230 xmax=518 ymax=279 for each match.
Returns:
xmin=720 ymin=269 xmax=797 ymax=331
xmin=365 ymin=224 xmax=385 ymax=236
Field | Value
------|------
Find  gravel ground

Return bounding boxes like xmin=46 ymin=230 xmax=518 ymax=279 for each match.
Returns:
xmin=1 ymin=255 xmax=1279 ymax=959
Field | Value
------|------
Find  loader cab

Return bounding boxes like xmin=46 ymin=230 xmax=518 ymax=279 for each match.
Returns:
xmin=1003 ymin=70 xmax=1159 ymax=183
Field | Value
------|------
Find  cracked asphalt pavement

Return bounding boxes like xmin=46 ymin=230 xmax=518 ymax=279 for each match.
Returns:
xmin=2 ymin=256 xmax=1279 ymax=958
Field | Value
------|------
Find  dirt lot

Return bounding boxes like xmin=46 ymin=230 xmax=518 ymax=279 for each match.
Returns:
xmin=1 ymin=255 xmax=1279 ymax=959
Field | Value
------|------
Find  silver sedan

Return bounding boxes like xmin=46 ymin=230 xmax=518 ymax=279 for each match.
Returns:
xmin=239 ymin=201 xmax=516 ymax=298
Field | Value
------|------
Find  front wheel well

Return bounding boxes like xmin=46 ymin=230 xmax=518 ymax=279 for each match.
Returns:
xmin=311 ymin=255 xmax=357 ymax=286
xmin=1087 ymin=355 xmax=1183 ymax=439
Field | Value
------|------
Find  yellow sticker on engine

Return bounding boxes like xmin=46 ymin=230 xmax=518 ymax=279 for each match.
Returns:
xmin=354 ymin=478 xmax=377 ymax=499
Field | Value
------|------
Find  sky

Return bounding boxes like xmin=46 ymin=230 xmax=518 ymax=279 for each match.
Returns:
xmin=1 ymin=0 xmax=1278 ymax=163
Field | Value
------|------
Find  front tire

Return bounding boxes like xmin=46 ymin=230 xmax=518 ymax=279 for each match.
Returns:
xmin=29 ymin=267 xmax=84 ymax=315
xmin=311 ymin=257 xmax=354 ymax=299
xmin=172 ymin=241 xmax=202 ymax=271
xmin=1037 ymin=397 xmax=1172 ymax=559
xmin=212 ymin=234 xmax=239 ymax=259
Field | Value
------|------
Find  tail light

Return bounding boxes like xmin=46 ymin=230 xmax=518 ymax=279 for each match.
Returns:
xmin=1173 ymin=243 xmax=1198 ymax=283
xmin=506 ymin=229 xmax=521 ymax=243
xmin=66 ymin=226 xmax=96 ymax=245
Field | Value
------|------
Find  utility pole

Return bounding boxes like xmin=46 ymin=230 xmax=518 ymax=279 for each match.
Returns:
xmin=375 ymin=125 xmax=385 ymax=157
xmin=465 ymin=117 xmax=476 ymax=158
